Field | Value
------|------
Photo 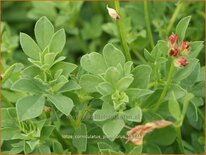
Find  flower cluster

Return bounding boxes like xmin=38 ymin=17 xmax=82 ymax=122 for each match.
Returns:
xmin=168 ymin=33 xmax=191 ymax=67
xmin=126 ymin=120 xmax=172 ymax=145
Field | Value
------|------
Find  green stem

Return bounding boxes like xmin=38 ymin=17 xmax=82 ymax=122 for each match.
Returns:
xmin=114 ymin=0 xmax=132 ymax=61
xmin=131 ymin=46 xmax=147 ymax=63
xmin=179 ymin=93 xmax=194 ymax=125
xmin=144 ymin=0 xmax=154 ymax=49
xmin=165 ymin=3 xmax=184 ymax=37
xmin=68 ymin=114 xmax=77 ymax=128
xmin=153 ymin=63 xmax=175 ymax=111
xmin=176 ymin=127 xmax=185 ymax=153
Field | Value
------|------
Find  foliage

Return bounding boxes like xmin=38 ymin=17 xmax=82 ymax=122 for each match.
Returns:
xmin=1 ymin=1 xmax=205 ymax=154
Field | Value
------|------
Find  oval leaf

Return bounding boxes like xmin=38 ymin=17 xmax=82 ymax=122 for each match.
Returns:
xmin=47 ymin=94 xmax=73 ymax=116
xmin=20 ymin=33 xmax=42 ymax=60
xmin=49 ymin=29 xmax=66 ymax=53
xmin=16 ymin=95 xmax=45 ymax=121
xmin=34 ymin=16 xmax=54 ymax=50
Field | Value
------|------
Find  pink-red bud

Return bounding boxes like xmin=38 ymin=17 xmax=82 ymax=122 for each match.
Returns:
xmin=180 ymin=41 xmax=190 ymax=51
xmin=169 ymin=33 xmax=178 ymax=46
xmin=169 ymin=48 xmax=179 ymax=57
xmin=174 ymin=56 xmax=188 ymax=67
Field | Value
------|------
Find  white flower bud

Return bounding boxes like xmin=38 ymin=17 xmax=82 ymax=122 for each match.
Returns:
xmin=106 ymin=5 xmax=120 ymax=21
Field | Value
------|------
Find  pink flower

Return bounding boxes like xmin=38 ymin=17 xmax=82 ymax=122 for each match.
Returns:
xmin=180 ymin=41 xmax=190 ymax=51
xmin=174 ymin=56 xmax=188 ymax=67
xmin=169 ymin=48 xmax=179 ymax=57
xmin=169 ymin=33 xmax=178 ymax=46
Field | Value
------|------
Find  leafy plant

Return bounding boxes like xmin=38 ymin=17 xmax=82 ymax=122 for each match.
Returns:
xmin=1 ymin=1 xmax=205 ymax=154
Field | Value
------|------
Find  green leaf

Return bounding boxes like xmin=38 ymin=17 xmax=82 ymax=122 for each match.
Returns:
xmin=104 ymin=67 xmax=121 ymax=86
xmin=79 ymin=74 xmax=103 ymax=93
xmin=117 ymin=75 xmax=134 ymax=91
xmin=144 ymin=49 xmax=154 ymax=62
xmin=80 ymin=52 xmax=107 ymax=74
xmin=174 ymin=59 xmax=199 ymax=82
xmin=20 ymin=33 xmax=42 ymax=60
xmin=16 ymin=95 xmax=45 ymax=121
xmin=181 ymin=63 xmax=200 ymax=88
xmin=12 ymin=78 xmax=47 ymax=94
xmin=98 ymin=142 xmax=113 ymax=152
xmin=176 ymin=16 xmax=191 ymax=41
xmin=47 ymin=94 xmax=73 ymax=116
xmin=59 ymin=80 xmax=81 ymax=93
xmin=41 ymin=125 xmax=55 ymax=139
xmin=2 ymin=108 xmax=16 ymax=128
xmin=123 ymin=106 xmax=142 ymax=122
xmin=124 ymin=61 xmax=133 ymax=75
xmin=25 ymin=140 xmax=40 ymax=154
xmin=126 ymin=88 xmax=154 ymax=102
xmin=128 ymin=145 xmax=142 ymax=154
xmin=73 ymin=123 xmax=87 ymax=152
xmin=53 ymin=141 xmax=64 ymax=154
xmin=93 ymin=109 xmax=117 ymax=121
xmin=22 ymin=65 xmax=41 ymax=79
xmin=51 ymin=62 xmax=77 ymax=77
xmin=1 ymin=127 xmax=21 ymax=140
xmin=168 ymin=91 xmax=181 ymax=120
xmin=196 ymin=66 xmax=205 ymax=82
xmin=102 ymin=118 xmax=125 ymax=141
xmin=143 ymin=144 xmax=161 ymax=154
xmin=34 ymin=16 xmax=54 ymax=50
xmin=145 ymin=126 xmax=176 ymax=146
xmin=187 ymin=102 xmax=198 ymax=122
xmin=43 ymin=52 xmax=56 ymax=68
xmin=131 ymin=65 xmax=152 ymax=89
xmin=38 ymin=145 xmax=51 ymax=154
xmin=189 ymin=41 xmax=204 ymax=58
xmin=96 ymin=82 xmax=114 ymax=96
xmin=2 ymin=63 xmax=17 ymax=83
xmin=166 ymin=84 xmax=187 ymax=100
xmin=97 ymin=142 xmax=123 ymax=154
xmin=103 ymin=43 xmax=125 ymax=67
xmin=49 ymin=29 xmax=66 ymax=53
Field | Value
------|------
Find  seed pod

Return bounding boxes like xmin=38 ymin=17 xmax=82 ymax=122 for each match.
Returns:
xmin=106 ymin=5 xmax=120 ymax=21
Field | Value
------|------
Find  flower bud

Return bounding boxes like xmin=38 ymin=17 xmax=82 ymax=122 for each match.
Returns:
xmin=168 ymin=33 xmax=178 ymax=47
xmin=174 ymin=56 xmax=188 ymax=67
xmin=180 ymin=41 xmax=190 ymax=56
xmin=106 ymin=5 xmax=120 ymax=21
xmin=180 ymin=41 xmax=190 ymax=51
xmin=169 ymin=48 xmax=179 ymax=57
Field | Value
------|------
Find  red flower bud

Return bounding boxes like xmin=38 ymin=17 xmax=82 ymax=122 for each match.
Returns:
xmin=180 ymin=41 xmax=190 ymax=51
xmin=174 ymin=56 xmax=188 ymax=67
xmin=169 ymin=33 xmax=178 ymax=46
xmin=169 ymin=48 xmax=179 ymax=57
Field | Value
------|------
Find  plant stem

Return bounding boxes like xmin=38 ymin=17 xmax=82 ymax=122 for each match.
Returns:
xmin=131 ymin=45 xmax=147 ymax=63
xmin=153 ymin=63 xmax=174 ymax=111
xmin=176 ymin=127 xmax=185 ymax=153
xmin=144 ymin=0 xmax=154 ymax=49
xmin=165 ymin=3 xmax=184 ymax=37
xmin=114 ymin=0 xmax=132 ymax=61
xmin=179 ymin=93 xmax=194 ymax=125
